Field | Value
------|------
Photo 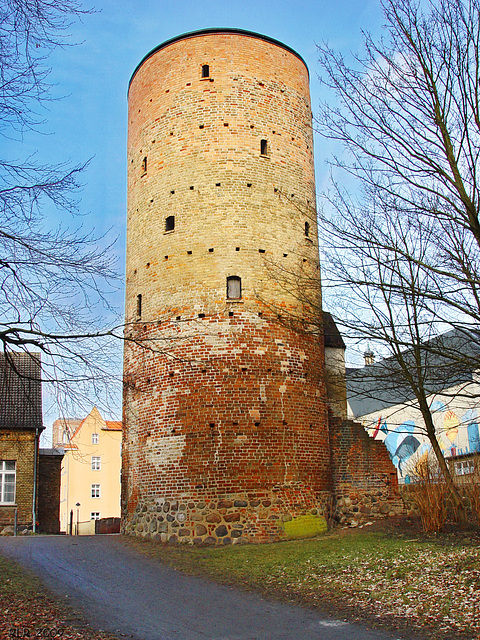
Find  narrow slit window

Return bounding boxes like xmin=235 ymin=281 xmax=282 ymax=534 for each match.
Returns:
xmin=136 ymin=294 xmax=142 ymax=318
xmin=227 ymin=276 xmax=242 ymax=300
xmin=304 ymin=221 xmax=310 ymax=237
xmin=141 ymin=156 xmax=147 ymax=174
xmin=202 ymin=64 xmax=210 ymax=78
xmin=165 ymin=215 xmax=175 ymax=231
xmin=260 ymin=139 xmax=268 ymax=156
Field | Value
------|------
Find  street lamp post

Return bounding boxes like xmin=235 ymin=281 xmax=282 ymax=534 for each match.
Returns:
xmin=75 ymin=502 xmax=80 ymax=536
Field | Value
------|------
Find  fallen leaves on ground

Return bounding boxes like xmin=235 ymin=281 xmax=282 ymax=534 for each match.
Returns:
xmin=0 ymin=556 xmax=120 ymax=640
xmin=263 ymin=540 xmax=480 ymax=639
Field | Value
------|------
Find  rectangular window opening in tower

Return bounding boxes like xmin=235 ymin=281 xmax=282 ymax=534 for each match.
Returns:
xmin=202 ymin=64 xmax=210 ymax=78
xmin=260 ymin=139 xmax=268 ymax=156
xmin=227 ymin=276 xmax=242 ymax=300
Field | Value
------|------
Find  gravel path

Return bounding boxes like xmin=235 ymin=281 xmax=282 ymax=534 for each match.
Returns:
xmin=0 ymin=535 xmax=408 ymax=640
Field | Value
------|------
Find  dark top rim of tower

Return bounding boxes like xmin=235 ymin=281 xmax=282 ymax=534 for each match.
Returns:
xmin=128 ymin=28 xmax=309 ymax=90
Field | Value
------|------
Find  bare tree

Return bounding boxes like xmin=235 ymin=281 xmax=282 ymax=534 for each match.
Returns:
xmin=314 ymin=0 xmax=480 ymax=513
xmin=0 ymin=0 xmax=121 ymax=415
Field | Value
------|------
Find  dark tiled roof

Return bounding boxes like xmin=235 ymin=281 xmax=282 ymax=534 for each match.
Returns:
xmin=39 ymin=448 xmax=64 ymax=457
xmin=0 ymin=352 xmax=43 ymax=430
xmin=347 ymin=328 xmax=480 ymax=418
xmin=323 ymin=312 xmax=346 ymax=349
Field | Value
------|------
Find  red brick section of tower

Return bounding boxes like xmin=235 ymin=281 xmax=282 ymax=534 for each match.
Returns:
xmin=122 ymin=28 xmax=332 ymax=544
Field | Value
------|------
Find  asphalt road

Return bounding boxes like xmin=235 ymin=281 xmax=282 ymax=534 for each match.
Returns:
xmin=0 ymin=535 xmax=409 ymax=640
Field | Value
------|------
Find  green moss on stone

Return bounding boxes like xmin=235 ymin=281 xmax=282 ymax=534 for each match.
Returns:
xmin=281 ymin=513 xmax=327 ymax=539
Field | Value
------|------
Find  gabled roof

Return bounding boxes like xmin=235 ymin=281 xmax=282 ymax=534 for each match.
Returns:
xmin=347 ymin=328 xmax=480 ymax=418
xmin=54 ymin=407 xmax=121 ymax=447
xmin=0 ymin=352 xmax=43 ymax=430
xmin=68 ymin=407 xmax=103 ymax=440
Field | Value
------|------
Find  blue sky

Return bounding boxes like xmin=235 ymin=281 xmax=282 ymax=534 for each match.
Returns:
xmin=10 ymin=0 xmax=384 ymax=243
xmin=5 ymin=0 xmax=386 ymax=428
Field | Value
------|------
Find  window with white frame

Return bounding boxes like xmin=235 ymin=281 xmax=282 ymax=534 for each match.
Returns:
xmin=90 ymin=512 xmax=100 ymax=520
xmin=92 ymin=433 xmax=99 ymax=445
xmin=0 ymin=460 xmax=16 ymax=504
xmin=454 ymin=460 xmax=474 ymax=475
xmin=91 ymin=483 xmax=101 ymax=498
xmin=91 ymin=456 xmax=101 ymax=470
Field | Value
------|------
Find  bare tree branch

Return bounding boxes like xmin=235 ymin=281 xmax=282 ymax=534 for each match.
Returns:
xmin=316 ymin=0 xmax=480 ymax=515
xmin=0 ymin=0 xmax=123 ymax=418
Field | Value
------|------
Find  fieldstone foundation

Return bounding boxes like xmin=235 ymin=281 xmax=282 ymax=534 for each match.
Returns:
xmin=123 ymin=487 xmax=332 ymax=544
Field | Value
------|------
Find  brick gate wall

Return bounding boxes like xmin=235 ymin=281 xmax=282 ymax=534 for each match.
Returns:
xmin=329 ymin=415 xmax=405 ymax=525
xmin=38 ymin=452 xmax=63 ymax=534
xmin=123 ymin=316 xmax=332 ymax=544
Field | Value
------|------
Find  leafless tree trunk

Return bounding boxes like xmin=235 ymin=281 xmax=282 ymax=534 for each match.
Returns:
xmin=0 ymin=0 xmax=123 ymax=415
xmin=314 ymin=0 xmax=480 ymax=516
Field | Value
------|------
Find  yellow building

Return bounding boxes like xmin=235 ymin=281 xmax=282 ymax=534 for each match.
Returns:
xmin=53 ymin=407 xmax=122 ymax=533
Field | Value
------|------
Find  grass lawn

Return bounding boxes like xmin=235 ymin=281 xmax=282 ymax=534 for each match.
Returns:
xmin=124 ymin=521 xmax=480 ymax=640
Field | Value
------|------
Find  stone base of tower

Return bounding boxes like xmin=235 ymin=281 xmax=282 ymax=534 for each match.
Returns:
xmin=122 ymin=486 xmax=332 ymax=544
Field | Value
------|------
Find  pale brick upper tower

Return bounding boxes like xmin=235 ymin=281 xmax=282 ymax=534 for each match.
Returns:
xmin=122 ymin=28 xmax=332 ymax=543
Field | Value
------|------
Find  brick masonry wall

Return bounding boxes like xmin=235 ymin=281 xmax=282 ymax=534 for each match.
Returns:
xmin=126 ymin=32 xmax=320 ymax=323
xmin=0 ymin=430 xmax=36 ymax=530
xmin=123 ymin=31 xmax=331 ymax=544
xmin=123 ymin=316 xmax=332 ymax=543
xmin=37 ymin=453 xmax=62 ymax=534
xmin=329 ymin=415 xmax=405 ymax=525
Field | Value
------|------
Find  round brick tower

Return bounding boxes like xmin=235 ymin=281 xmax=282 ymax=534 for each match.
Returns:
xmin=122 ymin=28 xmax=331 ymax=544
